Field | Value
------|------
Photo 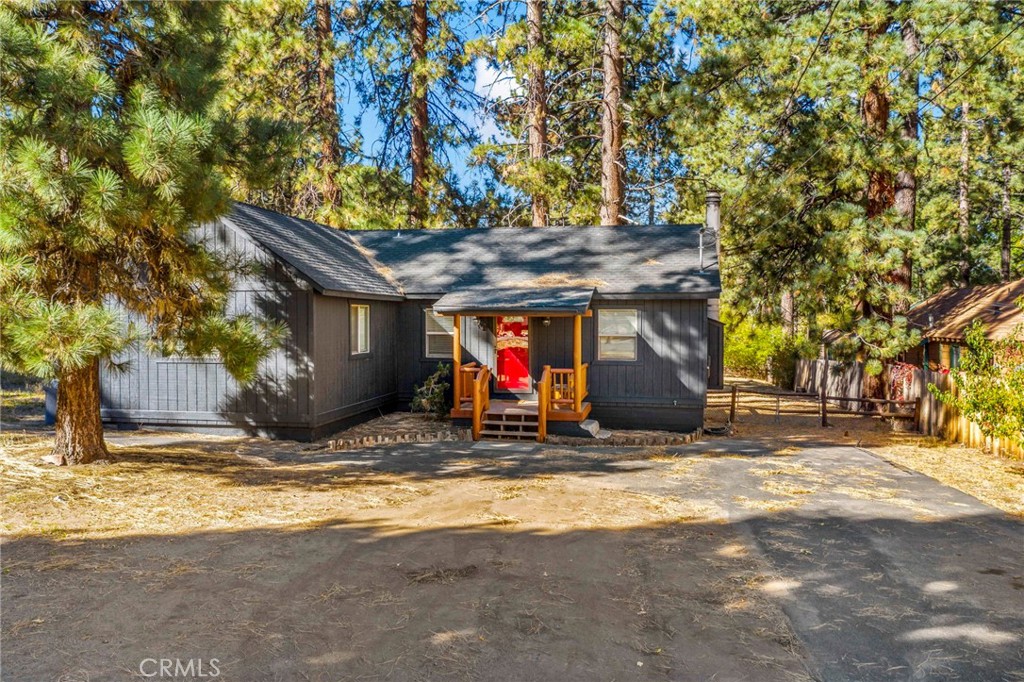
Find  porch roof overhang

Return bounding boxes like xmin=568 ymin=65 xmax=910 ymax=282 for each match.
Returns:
xmin=432 ymin=287 xmax=594 ymax=317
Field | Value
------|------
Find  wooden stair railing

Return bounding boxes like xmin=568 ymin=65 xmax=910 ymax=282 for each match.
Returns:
xmin=456 ymin=362 xmax=479 ymax=408
xmin=537 ymin=365 xmax=552 ymax=442
xmin=470 ymin=365 xmax=491 ymax=440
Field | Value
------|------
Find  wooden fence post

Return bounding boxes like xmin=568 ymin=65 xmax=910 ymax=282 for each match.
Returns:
xmin=729 ymin=385 xmax=737 ymax=424
xmin=820 ymin=382 xmax=828 ymax=427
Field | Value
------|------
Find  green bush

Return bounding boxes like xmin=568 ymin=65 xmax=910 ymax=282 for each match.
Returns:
xmin=930 ymin=318 xmax=1024 ymax=446
xmin=411 ymin=363 xmax=451 ymax=418
xmin=724 ymin=318 xmax=814 ymax=388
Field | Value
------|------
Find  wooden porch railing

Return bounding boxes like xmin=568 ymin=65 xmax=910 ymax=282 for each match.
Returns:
xmin=455 ymin=361 xmax=478 ymax=408
xmin=548 ymin=363 xmax=589 ymax=413
xmin=538 ymin=365 xmax=551 ymax=442
xmin=470 ymin=364 xmax=491 ymax=440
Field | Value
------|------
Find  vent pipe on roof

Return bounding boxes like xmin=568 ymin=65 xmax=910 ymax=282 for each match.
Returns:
xmin=705 ymin=189 xmax=722 ymax=266
xmin=699 ymin=225 xmax=705 ymax=270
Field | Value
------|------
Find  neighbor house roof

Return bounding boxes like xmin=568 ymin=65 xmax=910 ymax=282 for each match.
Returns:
xmin=224 ymin=203 xmax=402 ymax=299
xmin=907 ymin=280 xmax=1024 ymax=343
xmin=223 ymin=203 xmax=721 ymax=300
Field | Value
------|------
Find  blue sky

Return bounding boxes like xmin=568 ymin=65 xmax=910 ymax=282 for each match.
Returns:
xmin=340 ymin=6 xmax=694 ymax=197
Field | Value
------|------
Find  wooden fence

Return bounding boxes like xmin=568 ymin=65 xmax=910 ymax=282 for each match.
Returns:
xmin=795 ymin=359 xmax=1023 ymax=458
xmin=793 ymin=358 xmax=863 ymax=411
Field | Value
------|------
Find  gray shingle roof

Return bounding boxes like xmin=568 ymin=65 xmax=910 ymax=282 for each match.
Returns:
xmin=350 ymin=225 xmax=720 ymax=297
xmin=225 ymin=203 xmax=721 ymax=299
xmin=224 ymin=203 xmax=401 ymax=299
xmin=433 ymin=287 xmax=594 ymax=315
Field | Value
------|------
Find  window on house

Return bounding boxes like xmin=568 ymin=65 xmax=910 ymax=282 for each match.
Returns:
xmin=598 ymin=309 xmax=638 ymax=361
xmin=425 ymin=308 xmax=454 ymax=358
xmin=350 ymin=304 xmax=370 ymax=355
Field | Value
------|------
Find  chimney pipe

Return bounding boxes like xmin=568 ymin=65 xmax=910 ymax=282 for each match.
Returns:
xmin=705 ymin=189 xmax=722 ymax=264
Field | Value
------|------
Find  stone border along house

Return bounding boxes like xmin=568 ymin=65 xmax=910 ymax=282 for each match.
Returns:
xmin=98 ymin=193 xmax=724 ymax=442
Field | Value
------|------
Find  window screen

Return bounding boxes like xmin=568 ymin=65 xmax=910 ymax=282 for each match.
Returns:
xmin=425 ymin=308 xmax=454 ymax=358
xmin=350 ymin=304 xmax=370 ymax=354
xmin=597 ymin=309 xmax=638 ymax=361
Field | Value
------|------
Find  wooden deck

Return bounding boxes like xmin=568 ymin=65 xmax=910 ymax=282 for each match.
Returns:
xmin=452 ymin=399 xmax=591 ymax=422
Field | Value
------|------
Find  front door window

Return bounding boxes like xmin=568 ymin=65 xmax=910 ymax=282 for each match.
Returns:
xmin=495 ymin=316 xmax=530 ymax=392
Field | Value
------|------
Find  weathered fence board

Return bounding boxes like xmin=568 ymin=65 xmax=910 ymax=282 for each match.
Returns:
xmin=796 ymin=359 xmax=1022 ymax=458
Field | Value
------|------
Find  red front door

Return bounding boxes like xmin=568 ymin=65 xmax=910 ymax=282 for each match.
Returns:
xmin=495 ymin=316 xmax=530 ymax=392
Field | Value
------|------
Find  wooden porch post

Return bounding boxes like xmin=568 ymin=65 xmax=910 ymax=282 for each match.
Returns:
xmin=452 ymin=314 xmax=462 ymax=406
xmin=573 ymin=314 xmax=583 ymax=413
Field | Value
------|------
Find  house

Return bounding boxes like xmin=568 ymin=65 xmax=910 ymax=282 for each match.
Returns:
xmin=905 ymin=279 xmax=1024 ymax=370
xmin=98 ymin=194 xmax=724 ymax=442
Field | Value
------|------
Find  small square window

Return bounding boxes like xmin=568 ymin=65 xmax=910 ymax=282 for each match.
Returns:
xmin=425 ymin=308 xmax=454 ymax=358
xmin=598 ymin=309 xmax=638 ymax=361
xmin=350 ymin=304 xmax=370 ymax=355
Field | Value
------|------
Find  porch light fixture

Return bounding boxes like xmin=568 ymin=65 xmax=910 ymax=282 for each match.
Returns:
xmin=542 ymin=317 xmax=551 ymax=327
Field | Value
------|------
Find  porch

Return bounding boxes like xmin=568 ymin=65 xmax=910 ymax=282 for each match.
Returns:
xmin=438 ymin=287 xmax=594 ymax=442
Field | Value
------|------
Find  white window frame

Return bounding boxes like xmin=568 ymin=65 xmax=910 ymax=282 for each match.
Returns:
xmin=597 ymin=308 xmax=639 ymax=361
xmin=424 ymin=307 xmax=454 ymax=359
xmin=350 ymin=304 xmax=370 ymax=355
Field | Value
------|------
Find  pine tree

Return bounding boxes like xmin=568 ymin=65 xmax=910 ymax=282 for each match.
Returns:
xmin=526 ymin=0 xmax=549 ymax=226
xmin=667 ymin=1 xmax=1024 ymax=369
xmin=0 ymin=2 xmax=280 ymax=464
xmin=599 ymin=0 xmax=625 ymax=225
xmin=472 ymin=1 xmax=679 ymax=226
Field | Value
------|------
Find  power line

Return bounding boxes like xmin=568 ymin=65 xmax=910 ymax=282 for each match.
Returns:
xmin=726 ymin=7 xmax=990 ymax=248
xmin=728 ymin=6 xmax=970 ymax=220
xmin=922 ymin=15 xmax=1024 ymax=107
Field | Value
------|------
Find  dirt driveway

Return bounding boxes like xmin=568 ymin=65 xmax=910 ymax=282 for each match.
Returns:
xmin=2 ymin=433 xmax=1022 ymax=681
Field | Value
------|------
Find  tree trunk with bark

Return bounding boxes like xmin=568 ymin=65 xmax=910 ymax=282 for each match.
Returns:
xmin=52 ymin=358 xmax=108 ymax=465
xmin=410 ymin=0 xmax=429 ymax=228
xmin=314 ymin=0 xmax=341 ymax=216
xmin=1003 ymin=164 xmax=1013 ymax=282
xmin=527 ymin=0 xmax=548 ymax=227
xmin=781 ymin=290 xmax=796 ymax=336
xmin=958 ymin=101 xmax=971 ymax=287
xmin=599 ymin=0 xmax=624 ymax=226
xmin=892 ymin=17 xmax=919 ymax=312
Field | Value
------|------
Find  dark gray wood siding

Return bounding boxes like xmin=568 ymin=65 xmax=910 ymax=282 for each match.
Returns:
xmin=708 ymin=319 xmax=724 ymax=390
xmin=311 ymin=296 xmax=399 ymax=428
xmin=396 ymin=301 xmax=493 ymax=403
xmin=530 ymin=300 xmax=708 ymax=408
xmin=99 ymin=219 xmax=316 ymax=436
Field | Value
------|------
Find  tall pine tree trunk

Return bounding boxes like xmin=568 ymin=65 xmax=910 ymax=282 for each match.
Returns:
xmin=892 ymin=17 xmax=919 ymax=313
xmin=527 ymin=0 xmax=548 ymax=227
xmin=410 ymin=0 xmax=429 ymax=227
xmin=52 ymin=358 xmax=108 ymax=465
xmin=958 ymin=101 xmax=971 ymax=287
xmin=860 ymin=20 xmax=894 ymax=399
xmin=1003 ymin=163 xmax=1013 ymax=282
xmin=781 ymin=290 xmax=796 ymax=337
xmin=599 ymin=0 xmax=624 ymax=226
xmin=314 ymin=0 xmax=341 ymax=216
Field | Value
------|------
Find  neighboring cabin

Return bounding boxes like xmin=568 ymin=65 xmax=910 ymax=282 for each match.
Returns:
xmin=98 ymin=197 xmax=724 ymax=441
xmin=905 ymin=279 xmax=1024 ymax=370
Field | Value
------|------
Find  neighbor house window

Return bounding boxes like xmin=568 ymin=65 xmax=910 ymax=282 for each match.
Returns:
xmin=350 ymin=304 xmax=370 ymax=355
xmin=425 ymin=308 xmax=454 ymax=358
xmin=598 ymin=309 xmax=638 ymax=361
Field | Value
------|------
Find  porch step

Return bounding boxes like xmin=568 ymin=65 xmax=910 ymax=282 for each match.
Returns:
xmin=481 ymin=408 xmax=540 ymax=441
xmin=480 ymin=429 xmax=537 ymax=439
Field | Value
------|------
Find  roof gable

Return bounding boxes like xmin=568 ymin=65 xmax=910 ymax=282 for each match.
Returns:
xmin=223 ymin=203 xmax=401 ymax=299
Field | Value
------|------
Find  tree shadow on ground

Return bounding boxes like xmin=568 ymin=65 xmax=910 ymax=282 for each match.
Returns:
xmin=3 ymin=511 xmax=1022 ymax=682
